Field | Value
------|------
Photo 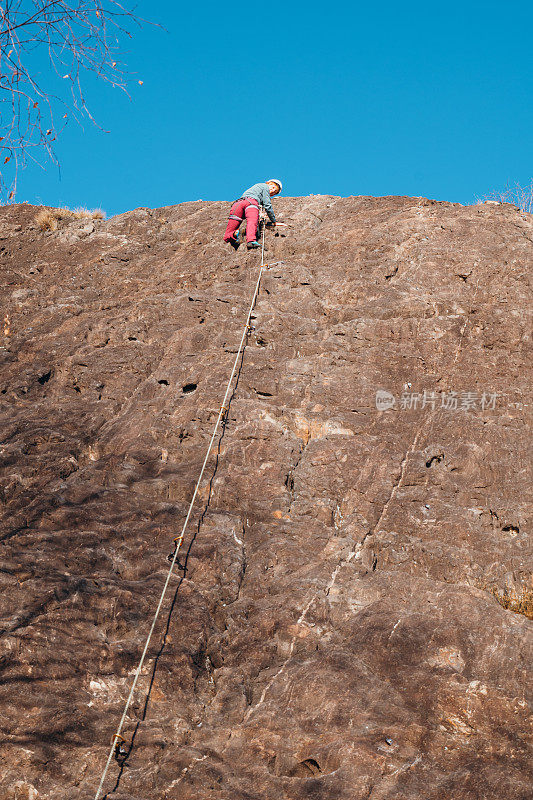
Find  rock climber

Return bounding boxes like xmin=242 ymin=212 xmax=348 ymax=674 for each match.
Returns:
xmin=224 ymin=179 xmax=282 ymax=251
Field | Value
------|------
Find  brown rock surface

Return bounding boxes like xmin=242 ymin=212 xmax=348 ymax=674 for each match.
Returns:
xmin=0 ymin=195 xmax=531 ymax=800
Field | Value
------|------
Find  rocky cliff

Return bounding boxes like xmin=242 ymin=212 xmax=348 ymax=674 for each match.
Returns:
xmin=0 ymin=195 xmax=531 ymax=800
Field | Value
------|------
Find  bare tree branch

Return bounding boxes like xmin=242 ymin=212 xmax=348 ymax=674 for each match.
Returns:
xmin=0 ymin=0 xmax=142 ymax=200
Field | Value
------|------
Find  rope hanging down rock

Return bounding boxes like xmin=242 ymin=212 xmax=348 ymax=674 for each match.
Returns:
xmin=94 ymin=226 xmax=275 ymax=799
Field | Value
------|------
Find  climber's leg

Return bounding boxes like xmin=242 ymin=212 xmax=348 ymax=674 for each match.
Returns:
xmin=244 ymin=201 xmax=260 ymax=243
xmin=224 ymin=199 xmax=246 ymax=243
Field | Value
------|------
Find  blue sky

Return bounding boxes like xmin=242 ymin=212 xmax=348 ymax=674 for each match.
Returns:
xmin=14 ymin=0 xmax=533 ymax=216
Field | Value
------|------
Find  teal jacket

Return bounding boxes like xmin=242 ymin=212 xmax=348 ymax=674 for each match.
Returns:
xmin=241 ymin=183 xmax=276 ymax=223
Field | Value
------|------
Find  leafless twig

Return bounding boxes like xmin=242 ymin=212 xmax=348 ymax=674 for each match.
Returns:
xmin=477 ymin=180 xmax=533 ymax=214
xmin=0 ymin=1 xmax=142 ymax=200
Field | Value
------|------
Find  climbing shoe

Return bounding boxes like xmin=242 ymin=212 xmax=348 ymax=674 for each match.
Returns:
xmin=246 ymin=241 xmax=260 ymax=250
xmin=227 ymin=236 xmax=240 ymax=250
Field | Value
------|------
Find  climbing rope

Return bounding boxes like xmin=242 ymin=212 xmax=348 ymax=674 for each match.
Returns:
xmin=94 ymin=225 xmax=273 ymax=800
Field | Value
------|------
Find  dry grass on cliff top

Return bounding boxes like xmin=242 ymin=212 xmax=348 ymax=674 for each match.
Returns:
xmin=35 ymin=206 xmax=105 ymax=231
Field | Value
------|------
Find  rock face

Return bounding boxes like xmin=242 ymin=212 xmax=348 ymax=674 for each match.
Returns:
xmin=0 ymin=195 xmax=531 ymax=800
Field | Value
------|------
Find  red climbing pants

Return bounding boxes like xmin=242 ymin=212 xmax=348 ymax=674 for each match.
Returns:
xmin=224 ymin=197 xmax=260 ymax=243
